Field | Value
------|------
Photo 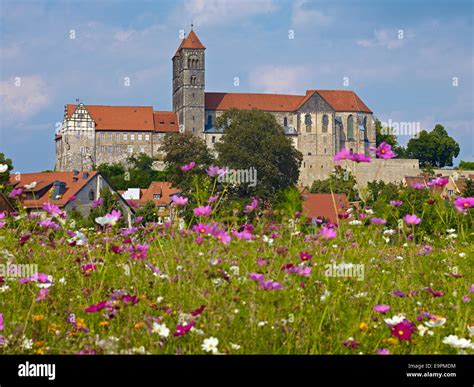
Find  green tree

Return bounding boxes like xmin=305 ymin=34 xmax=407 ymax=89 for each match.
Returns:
xmin=457 ymin=160 xmax=474 ymax=170
xmin=215 ymin=109 xmax=302 ymax=201
xmin=406 ymin=124 xmax=460 ymax=167
xmin=160 ymin=132 xmax=215 ymax=194
xmin=273 ymin=186 xmax=302 ymax=219
xmin=135 ymin=200 xmax=158 ymax=223
xmin=462 ymin=180 xmax=474 ymax=197
xmin=310 ymin=166 xmax=358 ymax=201
xmin=0 ymin=153 xmax=14 ymax=191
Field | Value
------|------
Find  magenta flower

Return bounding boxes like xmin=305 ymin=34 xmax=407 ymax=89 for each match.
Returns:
xmin=427 ymin=287 xmax=444 ymax=297
xmin=174 ymin=321 xmax=195 ymax=337
xmin=261 ymin=280 xmax=282 ymax=290
xmin=193 ymin=205 xmax=212 ymax=217
xmin=403 ymin=214 xmax=421 ymax=225
xmin=81 ymin=263 xmax=97 ymax=276
xmin=206 ymin=165 xmax=227 ymax=177
xmin=191 ymin=305 xmax=206 ymax=317
xmin=349 ymin=153 xmax=371 ymax=163
xmin=68 ymin=195 xmax=77 ymax=202
xmin=42 ymin=202 xmax=66 ymax=218
xmin=319 ymin=227 xmax=337 ymax=240
xmin=299 ymin=251 xmax=312 ymax=261
xmin=377 ymin=348 xmax=391 ymax=355
xmin=8 ymin=188 xmax=23 ymax=198
xmin=411 ymin=183 xmax=426 ymax=190
xmin=232 ymin=230 xmax=253 ymax=240
xmin=121 ymin=294 xmax=139 ymax=305
xmin=0 ymin=313 xmax=4 ymax=331
xmin=171 ymin=195 xmax=188 ymax=206
xmin=392 ymin=290 xmax=407 ymax=297
xmin=249 ymin=272 xmax=265 ymax=283
xmin=38 ymin=218 xmax=60 ymax=230
xmin=84 ymin=300 xmax=110 ymax=313
xmin=375 ymin=142 xmax=396 ymax=159
xmin=390 ymin=319 xmax=416 ymax=341
xmin=453 ymin=197 xmax=474 ymax=212
xmin=214 ymin=230 xmax=231 ymax=244
xmin=36 ymin=288 xmax=49 ymax=302
xmin=181 ymin=161 xmax=196 ymax=172
xmin=389 ymin=200 xmax=403 ymax=207
xmin=334 ymin=148 xmax=351 ymax=161
xmin=342 ymin=338 xmax=359 ymax=349
xmin=418 ymin=245 xmax=433 ymax=256
xmin=370 ymin=217 xmax=387 ymax=225
xmin=244 ymin=198 xmax=259 ymax=214
xmin=193 ymin=222 xmax=212 ymax=234
xmin=428 ymin=177 xmax=449 ymax=187
xmin=91 ymin=198 xmax=104 ymax=208
xmin=208 ymin=195 xmax=218 ymax=203
xmin=129 ymin=243 xmax=149 ymax=260
xmin=373 ymin=304 xmax=391 ymax=314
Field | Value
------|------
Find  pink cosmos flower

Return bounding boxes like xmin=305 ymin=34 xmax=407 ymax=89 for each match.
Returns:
xmin=111 ymin=245 xmax=124 ymax=254
xmin=81 ymin=263 xmax=97 ymax=276
xmin=193 ymin=223 xmax=212 ymax=234
xmin=418 ymin=245 xmax=433 ymax=256
xmin=334 ymin=148 xmax=351 ymax=161
xmin=36 ymin=288 xmax=49 ymax=302
xmin=370 ymin=217 xmax=387 ymax=225
xmin=403 ymin=214 xmax=421 ymax=225
xmin=38 ymin=218 xmax=60 ymax=230
xmin=232 ymin=230 xmax=253 ymax=240
xmin=343 ymin=338 xmax=359 ymax=349
xmin=171 ymin=195 xmax=188 ymax=206
xmin=319 ymin=227 xmax=337 ymax=240
xmin=349 ymin=153 xmax=371 ymax=163
xmin=91 ymin=198 xmax=104 ymax=208
xmin=428 ymin=177 xmax=449 ymax=187
xmin=84 ymin=300 xmax=110 ymax=313
xmin=261 ymin=280 xmax=282 ymax=290
xmin=193 ymin=205 xmax=212 ymax=217
xmin=390 ymin=319 xmax=416 ymax=341
xmin=129 ymin=243 xmax=149 ymax=260
xmin=249 ymin=272 xmax=265 ymax=283
xmin=214 ymin=230 xmax=231 ymax=244
xmin=8 ymin=188 xmax=23 ymax=198
xmin=411 ymin=183 xmax=426 ymax=190
xmin=191 ymin=305 xmax=206 ymax=317
xmin=377 ymin=348 xmax=391 ymax=355
xmin=174 ymin=321 xmax=195 ymax=337
xmin=0 ymin=313 xmax=3 ymax=331
xmin=299 ymin=251 xmax=312 ymax=261
xmin=373 ymin=304 xmax=391 ymax=314
xmin=206 ymin=165 xmax=227 ymax=177
xmin=0 ymin=212 xmax=5 ymax=220
xmin=375 ymin=142 xmax=396 ymax=159
xmin=244 ymin=198 xmax=259 ymax=214
xmin=453 ymin=197 xmax=474 ymax=212
xmin=427 ymin=287 xmax=444 ymax=297
xmin=42 ymin=203 xmax=66 ymax=218
xmin=208 ymin=195 xmax=218 ymax=203
xmin=181 ymin=161 xmax=196 ymax=172
xmin=389 ymin=200 xmax=403 ymax=207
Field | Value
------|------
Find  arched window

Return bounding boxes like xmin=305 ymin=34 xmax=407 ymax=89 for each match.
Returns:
xmin=283 ymin=117 xmax=288 ymax=127
xmin=347 ymin=115 xmax=354 ymax=140
xmin=190 ymin=76 xmax=197 ymax=86
xmin=304 ymin=114 xmax=312 ymax=132
xmin=322 ymin=114 xmax=329 ymax=133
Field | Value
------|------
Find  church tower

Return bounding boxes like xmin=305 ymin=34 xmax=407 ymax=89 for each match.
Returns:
xmin=172 ymin=27 xmax=206 ymax=136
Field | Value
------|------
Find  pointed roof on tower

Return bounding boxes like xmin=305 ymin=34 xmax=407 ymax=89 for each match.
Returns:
xmin=174 ymin=29 xmax=205 ymax=57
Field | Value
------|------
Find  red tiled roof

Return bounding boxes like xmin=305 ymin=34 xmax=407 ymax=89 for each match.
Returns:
xmin=301 ymin=193 xmax=349 ymax=223
xmin=153 ymin=111 xmax=179 ymax=132
xmin=174 ymin=30 xmax=205 ymax=57
xmin=315 ymin=90 xmax=372 ymax=113
xmin=9 ymin=171 xmax=99 ymax=208
xmin=124 ymin=182 xmax=180 ymax=207
xmin=205 ymin=90 xmax=372 ymax=113
xmin=66 ymin=105 xmax=155 ymax=131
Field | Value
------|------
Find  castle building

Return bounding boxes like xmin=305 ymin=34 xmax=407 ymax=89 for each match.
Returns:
xmin=55 ymin=28 xmax=420 ymax=186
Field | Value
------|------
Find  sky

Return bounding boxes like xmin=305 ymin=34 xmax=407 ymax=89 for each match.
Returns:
xmin=0 ymin=0 xmax=472 ymax=172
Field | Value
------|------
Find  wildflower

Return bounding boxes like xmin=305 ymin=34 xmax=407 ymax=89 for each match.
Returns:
xmin=373 ymin=304 xmax=391 ymax=314
xmin=91 ymin=198 xmax=104 ymax=208
xmin=359 ymin=322 xmax=369 ymax=331
xmin=42 ymin=203 xmax=66 ymax=218
xmin=411 ymin=182 xmax=426 ymax=190
xmin=171 ymin=195 xmax=188 ymax=206
xmin=384 ymin=314 xmax=407 ymax=326
xmin=129 ymin=243 xmax=149 ymax=260
xmin=333 ymin=148 xmax=351 ymax=161
xmin=244 ymin=198 xmax=259 ymax=213
xmin=425 ymin=316 xmax=446 ymax=328
xmin=38 ymin=218 xmax=60 ymax=230
xmin=390 ymin=200 xmax=403 ymax=207
xmin=342 ymin=337 xmax=359 ymax=349
xmin=232 ymin=230 xmax=253 ymax=240
xmin=370 ymin=217 xmax=387 ymax=225
xmin=8 ymin=188 xmax=22 ymax=198
xmin=230 ymin=343 xmax=241 ymax=350
xmin=95 ymin=210 xmax=121 ymax=226
xmin=375 ymin=142 xmax=396 ymax=159
xmin=0 ymin=313 xmax=3 ymax=331
xmin=403 ymin=214 xmax=421 ymax=225
xmin=0 ymin=164 xmax=8 ymax=173
xmin=319 ymin=227 xmax=337 ymax=240
xmin=453 ymin=197 xmax=474 ymax=212
xmin=174 ymin=321 xmax=195 ymax=337
xmin=193 ymin=205 xmax=212 ymax=217
xmin=181 ymin=161 xmax=196 ymax=172
xmin=214 ymin=230 xmax=231 ymax=244
xmin=427 ymin=287 xmax=444 ymax=297
xmin=390 ymin=319 xmax=416 ymax=341
xmin=36 ymin=288 xmax=49 ymax=302
xmin=201 ymin=337 xmax=219 ymax=354
xmin=299 ymin=251 xmax=312 ymax=261
xmin=191 ymin=305 xmax=206 ymax=317
xmin=81 ymin=263 xmax=97 ymax=276
xmin=152 ymin=323 xmax=170 ymax=338
xmin=261 ymin=280 xmax=282 ymax=290
xmin=442 ymin=335 xmax=473 ymax=349
xmin=418 ymin=245 xmax=433 ymax=255
xmin=428 ymin=177 xmax=448 ymax=187
xmin=249 ymin=272 xmax=265 ymax=283
xmin=206 ymin=165 xmax=227 ymax=177
xmin=377 ymin=348 xmax=391 ymax=355
xmin=349 ymin=153 xmax=371 ymax=163
xmin=84 ymin=301 xmax=110 ymax=313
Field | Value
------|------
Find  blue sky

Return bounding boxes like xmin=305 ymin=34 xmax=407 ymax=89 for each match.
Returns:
xmin=0 ymin=0 xmax=472 ymax=172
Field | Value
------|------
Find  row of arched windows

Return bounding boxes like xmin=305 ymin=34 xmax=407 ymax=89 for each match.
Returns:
xmin=188 ymin=57 xmax=200 ymax=69
xmin=302 ymin=114 xmax=329 ymax=133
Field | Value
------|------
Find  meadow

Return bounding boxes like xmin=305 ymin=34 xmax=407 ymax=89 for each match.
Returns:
xmin=0 ymin=155 xmax=473 ymax=355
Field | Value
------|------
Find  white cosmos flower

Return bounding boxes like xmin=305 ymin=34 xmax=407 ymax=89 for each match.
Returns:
xmin=229 ymin=265 xmax=239 ymax=276
xmin=446 ymin=228 xmax=456 ymax=233
xmin=349 ymin=220 xmax=362 ymax=225
xmin=262 ymin=235 xmax=274 ymax=245
xmin=95 ymin=216 xmax=116 ymax=226
xmin=425 ymin=316 xmax=446 ymax=328
xmin=320 ymin=289 xmax=330 ymax=302
xmin=230 ymin=343 xmax=241 ymax=350
xmin=467 ymin=325 xmax=474 ymax=337
xmin=0 ymin=164 xmax=8 ymax=173
xmin=24 ymin=181 xmax=37 ymax=190
xmin=442 ymin=335 xmax=473 ymax=349
xmin=383 ymin=229 xmax=396 ymax=235
xmin=152 ymin=323 xmax=170 ymax=338
xmin=201 ymin=337 xmax=219 ymax=354
xmin=384 ymin=314 xmax=407 ymax=326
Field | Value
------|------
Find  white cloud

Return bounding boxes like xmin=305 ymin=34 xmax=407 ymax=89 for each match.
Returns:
xmin=0 ymin=75 xmax=51 ymax=126
xmin=249 ymin=65 xmax=309 ymax=94
xmin=183 ymin=0 xmax=277 ymax=26
xmin=291 ymin=0 xmax=332 ymax=27
xmin=356 ymin=29 xmax=404 ymax=49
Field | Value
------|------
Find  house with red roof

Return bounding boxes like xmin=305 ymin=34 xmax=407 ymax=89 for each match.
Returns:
xmin=8 ymin=171 xmax=134 ymax=224
xmin=301 ymin=193 xmax=350 ymax=224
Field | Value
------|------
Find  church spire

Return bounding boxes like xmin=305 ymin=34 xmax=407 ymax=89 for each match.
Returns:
xmin=173 ymin=28 xmax=205 ymax=58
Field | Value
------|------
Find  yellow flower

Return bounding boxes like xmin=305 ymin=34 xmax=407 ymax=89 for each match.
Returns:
xmin=99 ymin=321 xmax=110 ymax=327
xmin=36 ymin=348 xmax=46 ymax=355
xmin=34 ymin=340 xmax=45 ymax=347
xmin=359 ymin=322 xmax=369 ymax=331
xmin=134 ymin=322 xmax=145 ymax=329
xmin=75 ymin=318 xmax=86 ymax=329
xmin=384 ymin=337 xmax=399 ymax=346
xmin=32 ymin=314 xmax=44 ymax=322
xmin=47 ymin=323 xmax=60 ymax=333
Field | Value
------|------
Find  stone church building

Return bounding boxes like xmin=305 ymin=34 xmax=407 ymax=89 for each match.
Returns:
xmin=55 ymin=29 xmax=420 ymax=186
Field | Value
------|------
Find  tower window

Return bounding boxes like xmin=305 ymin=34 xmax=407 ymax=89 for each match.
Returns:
xmin=322 ymin=114 xmax=329 ymax=133
xmin=191 ymin=76 xmax=197 ymax=86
